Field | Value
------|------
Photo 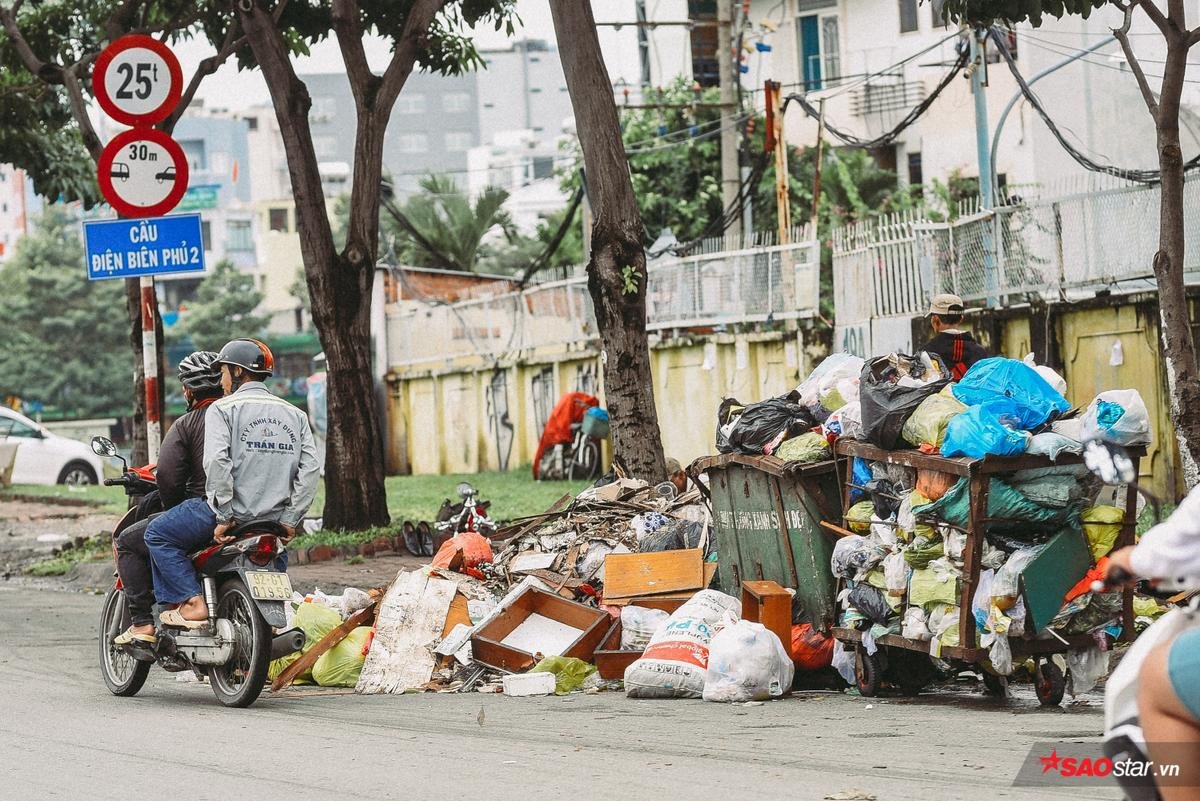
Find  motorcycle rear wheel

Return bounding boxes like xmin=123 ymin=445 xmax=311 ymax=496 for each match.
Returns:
xmin=207 ymin=579 xmax=272 ymax=708
xmin=98 ymin=585 xmax=151 ymax=697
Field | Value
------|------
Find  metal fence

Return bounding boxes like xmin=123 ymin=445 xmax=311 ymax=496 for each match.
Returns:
xmin=387 ymin=228 xmax=821 ymax=369
xmin=833 ymin=175 xmax=1200 ymax=332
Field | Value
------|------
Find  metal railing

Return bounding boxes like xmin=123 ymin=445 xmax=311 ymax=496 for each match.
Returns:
xmin=387 ymin=229 xmax=820 ymax=369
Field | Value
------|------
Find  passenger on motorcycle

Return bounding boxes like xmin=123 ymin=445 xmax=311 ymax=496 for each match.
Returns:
xmin=113 ymin=351 xmax=223 ymax=646
xmin=1107 ymin=485 xmax=1200 ymax=801
xmin=145 ymin=338 xmax=320 ymax=628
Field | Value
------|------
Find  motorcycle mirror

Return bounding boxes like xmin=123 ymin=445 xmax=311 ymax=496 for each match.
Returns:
xmin=1082 ymin=439 xmax=1137 ymax=485
xmin=456 ymin=481 xmax=474 ymax=498
xmin=91 ymin=436 xmax=118 ymax=458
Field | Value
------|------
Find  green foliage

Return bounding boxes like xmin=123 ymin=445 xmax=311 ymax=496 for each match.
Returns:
xmin=940 ymin=0 xmax=1108 ymax=27
xmin=0 ymin=74 xmax=97 ymax=205
xmin=176 ymin=260 xmax=270 ymax=352
xmin=385 ymin=174 xmax=516 ymax=271
xmin=620 ymin=264 xmax=642 ymax=294
xmin=0 ymin=207 xmax=131 ymax=418
xmin=23 ymin=535 xmax=110 ymax=576
xmin=1 ymin=483 xmax=126 ymax=514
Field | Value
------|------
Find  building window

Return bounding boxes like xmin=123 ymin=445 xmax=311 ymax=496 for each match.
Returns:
xmin=397 ymin=94 xmax=426 ymax=114
xmin=268 ymin=207 xmax=289 ymax=233
xmin=907 ymin=152 xmax=923 ymax=186
xmin=444 ymin=132 xmax=473 ymax=152
xmin=397 ymin=133 xmax=428 ymax=153
xmin=483 ymin=102 xmax=496 ymax=109
xmin=898 ymin=0 xmax=919 ymax=32
xmin=532 ymin=156 xmax=555 ymax=180
xmin=246 ymin=116 xmax=259 ymax=131
xmin=200 ymin=220 xmax=212 ymax=252
xmin=180 ymin=139 xmax=206 ymax=171
xmin=930 ymin=0 xmax=948 ymax=27
xmin=310 ymin=97 xmax=337 ymax=122
xmin=796 ymin=14 xmax=840 ymax=90
xmin=227 ymin=220 xmax=253 ymax=251
xmin=441 ymin=92 xmax=471 ymax=113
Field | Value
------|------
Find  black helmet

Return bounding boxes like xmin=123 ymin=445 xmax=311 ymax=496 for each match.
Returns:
xmin=215 ymin=338 xmax=275 ymax=377
xmin=178 ymin=350 xmax=222 ymax=394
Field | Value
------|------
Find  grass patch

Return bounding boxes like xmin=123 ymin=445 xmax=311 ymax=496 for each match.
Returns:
xmin=2 ymin=483 xmax=127 ymax=514
xmin=23 ymin=536 xmax=111 ymax=577
xmin=1137 ymin=500 xmax=1175 ymax=536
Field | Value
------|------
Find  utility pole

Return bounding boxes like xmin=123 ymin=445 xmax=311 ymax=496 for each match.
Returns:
xmin=717 ymin=0 xmax=741 ymax=236
xmin=764 ymin=81 xmax=791 ymax=245
xmin=969 ymin=28 xmax=999 ymax=307
xmin=811 ymin=98 xmax=826 ymax=230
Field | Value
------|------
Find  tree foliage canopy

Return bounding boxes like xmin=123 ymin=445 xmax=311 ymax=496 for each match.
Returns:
xmin=939 ymin=0 xmax=1108 ymax=27
xmin=175 ymin=259 xmax=269 ymax=352
xmin=0 ymin=206 xmax=131 ymax=418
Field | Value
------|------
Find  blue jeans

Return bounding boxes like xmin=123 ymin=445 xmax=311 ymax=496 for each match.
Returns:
xmin=145 ymin=497 xmax=216 ymax=605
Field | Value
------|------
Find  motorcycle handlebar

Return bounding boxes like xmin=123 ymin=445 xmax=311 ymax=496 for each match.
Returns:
xmin=103 ymin=478 xmax=122 ymax=486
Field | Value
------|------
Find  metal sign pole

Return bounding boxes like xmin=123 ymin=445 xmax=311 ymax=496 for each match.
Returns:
xmin=140 ymin=275 xmax=161 ymax=462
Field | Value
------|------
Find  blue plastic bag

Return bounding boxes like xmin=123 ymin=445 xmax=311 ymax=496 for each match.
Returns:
xmin=950 ymin=357 xmax=1070 ymax=430
xmin=850 ymin=457 xmax=872 ymax=503
xmin=940 ymin=401 xmax=1028 ymax=458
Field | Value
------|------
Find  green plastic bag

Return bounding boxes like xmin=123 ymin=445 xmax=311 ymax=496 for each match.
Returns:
xmin=1081 ymin=505 xmax=1124 ymax=561
xmin=913 ymin=477 xmax=1069 ymax=534
xmin=531 ymin=656 xmax=596 ymax=695
xmin=909 ymin=568 xmax=959 ymax=608
xmin=901 ymin=392 xmax=967 ymax=448
xmin=313 ymin=626 xmax=373 ymax=687
xmin=775 ymin=432 xmax=832 ymax=463
xmin=268 ymin=601 xmax=342 ymax=685
xmin=847 ymin=500 xmax=874 ymax=534
xmin=903 ymin=539 xmax=946 ymax=569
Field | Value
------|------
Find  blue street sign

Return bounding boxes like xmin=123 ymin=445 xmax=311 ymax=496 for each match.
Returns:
xmin=83 ymin=213 xmax=205 ymax=280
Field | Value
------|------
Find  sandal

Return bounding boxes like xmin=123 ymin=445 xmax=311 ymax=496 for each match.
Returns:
xmin=159 ymin=608 xmax=209 ymax=630
xmin=113 ymin=626 xmax=157 ymax=645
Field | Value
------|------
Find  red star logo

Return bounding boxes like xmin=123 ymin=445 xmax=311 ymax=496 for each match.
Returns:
xmin=1040 ymin=749 xmax=1062 ymax=774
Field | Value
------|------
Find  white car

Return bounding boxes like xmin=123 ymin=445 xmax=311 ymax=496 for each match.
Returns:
xmin=0 ymin=407 xmax=107 ymax=485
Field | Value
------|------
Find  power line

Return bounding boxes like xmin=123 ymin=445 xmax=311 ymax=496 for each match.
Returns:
xmin=1017 ymin=31 xmax=1200 ymax=84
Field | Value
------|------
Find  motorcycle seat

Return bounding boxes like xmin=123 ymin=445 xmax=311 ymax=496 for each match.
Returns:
xmin=226 ymin=519 xmax=290 ymax=539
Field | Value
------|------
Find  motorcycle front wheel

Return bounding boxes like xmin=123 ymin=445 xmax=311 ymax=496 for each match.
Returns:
xmin=98 ymin=585 xmax=151 ymax=697
xmin=207 ymin=579 xmax=272 ymax=708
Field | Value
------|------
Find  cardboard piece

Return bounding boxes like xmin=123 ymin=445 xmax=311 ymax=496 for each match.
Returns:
xmin=471 ymin=586 xmax=610 ymax=672
xmin=602 ymin=548 xmax=704 ymax=600
xmin=356 ymin=570 xmax=457 ymax=694
xmin=509 ymin=551 xmax=561 ymax=574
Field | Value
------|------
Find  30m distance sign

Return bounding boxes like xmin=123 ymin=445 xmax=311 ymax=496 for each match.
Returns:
xmin=83 ymin=213 xmax=205 ymax=281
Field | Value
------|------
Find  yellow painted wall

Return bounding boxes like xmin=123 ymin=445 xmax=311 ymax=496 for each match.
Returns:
xmin=385 ymin=332 xmax=811 ymax=475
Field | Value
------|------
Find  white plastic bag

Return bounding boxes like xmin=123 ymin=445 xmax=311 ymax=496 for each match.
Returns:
xmin=870 ymin=515 xmax=898 ymax=548
xmin=625 ymin=590 xmax=742 ymax=699
xmin=902 ymin=606 xmax=931 ymax=641
xmin=1022 ymin=353 xmax=1068 ymax=396
xmin=702 ymin=620 xmax=794 ymax=702
xmin=620 ymin=605 xmax=670 ymax=651
xmin=797 ymin=353 xmax=864 ymax=414
xmin=1067 ymin=646 xmax=1111 ymax=696
xmin=827 ymin=401 xmax=864 ymax=441
xmin=884 ymin=550 xmax=911 ymax=598
xmin=986 ymin=633 xmax=1014 ymax=676
xmin=992 ymin=545 xmax=1044 ymax=607
xmin=1026 ymin=431 xmax=1082 ymax=460
xmin=945 ymin=529 xmax=967 ymax=561
xmin=1080 ymin=389 xmax=1152 ymax=446
xmin=831 ymin=643 xmax=857 ymax=685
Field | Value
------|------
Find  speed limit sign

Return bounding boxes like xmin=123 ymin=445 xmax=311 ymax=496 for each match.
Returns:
xmin=93 ymin=35 xmax=183 ymax=127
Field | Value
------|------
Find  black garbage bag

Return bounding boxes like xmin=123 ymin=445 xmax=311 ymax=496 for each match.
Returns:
xmin=715 ymin=397 xmax=745 ymax=453
xmin=859 ymin=353 xmax=950 ymax=450
xmin=848 ymin=581 xmax=895 ymax=627
xmin=725 ymin=395 xmax=816 ymax=455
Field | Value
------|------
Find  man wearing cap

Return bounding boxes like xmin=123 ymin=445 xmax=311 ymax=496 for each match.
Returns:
xmin=922 ymin=293 xmax=989 ymax=380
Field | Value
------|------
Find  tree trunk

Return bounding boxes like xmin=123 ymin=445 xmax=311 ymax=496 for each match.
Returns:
xmin=237 ymin=2 xmax=389 ymax=530
xmin=1153 ymin=35 xmax=1200 ymax=491
xmin=550 ymin=0 xmax=666 ymax=482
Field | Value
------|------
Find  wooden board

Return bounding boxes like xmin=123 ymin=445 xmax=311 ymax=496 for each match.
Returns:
xmin=356 ymin=570 xmax=457 ymax=694
xmin=269 ymin=603 xmax=377 ymax=693
xmin=602 ymin=548 xmax=704 ymax=599
xmin=604 ymin=563 xmax=717 ymax=605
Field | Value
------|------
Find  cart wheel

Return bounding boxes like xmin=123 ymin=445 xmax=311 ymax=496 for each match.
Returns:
xmin=1035 ymin=661 xmax=1066 ymax=706
xmin=855 ymin=648 xmax=883 ymax=698
xmin=982 ymin=671 xmax=1007 ymax=697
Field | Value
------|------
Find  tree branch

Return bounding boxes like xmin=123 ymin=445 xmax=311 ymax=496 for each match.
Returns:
xmin=61 ymin=60 xmax=102 ymax=159
xmin=1187 ymin=25 xmax=1200 ymax=46
xmin=1134 ymin=0 xmax=1172 ymax=36
xmin=332 ymin=0 xmax=372 ymax=107
xmin=1114 ymin=2 xmax=1161 ymax=119
xmin=0 ymin=3 xmax=58 ymax=83
xmin=163 ymin=23 xmax=246 ymax=132
xmin=376 ymin=0 xmax=448 ymax=119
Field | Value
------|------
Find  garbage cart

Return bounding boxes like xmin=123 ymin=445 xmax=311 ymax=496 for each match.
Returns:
xmin=690 ymin=453 xmax=842 ymax=632
xmin=830 ymin=440 xmax=1142 ymax=705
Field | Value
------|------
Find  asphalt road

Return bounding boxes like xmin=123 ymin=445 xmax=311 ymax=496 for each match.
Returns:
xmin=0 ymin=582 xmax=1122 ymax=801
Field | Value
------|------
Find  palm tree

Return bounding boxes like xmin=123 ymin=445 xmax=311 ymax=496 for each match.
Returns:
xmin=384 ymin=174 xmax=515 ymax=272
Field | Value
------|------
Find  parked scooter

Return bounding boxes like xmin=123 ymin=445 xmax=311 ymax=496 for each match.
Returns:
xmin=432 ymin=481 xmax=496 ymax=553
xmin=93 ymin=436 xmax=304 ymax=708
xmin=1083 ymin=440 xmax=1200 ymax=801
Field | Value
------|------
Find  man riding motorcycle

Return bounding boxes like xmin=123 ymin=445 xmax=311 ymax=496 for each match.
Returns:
xmin=1107 ymin=485 xmax=1200 ymax=801
xmin=112 ymin=351 xmax=222 ymax=647
xmin=145 ymin=338 xmax=320 ymax=628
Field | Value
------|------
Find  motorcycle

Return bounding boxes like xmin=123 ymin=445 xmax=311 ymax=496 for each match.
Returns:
xmin=1083 ymin=440 xmax=1200 ymax=801
xmin=92 ymin=436 xmax=304 ymax=708
xmin=432 ymin=481 xmax=496 ymax=553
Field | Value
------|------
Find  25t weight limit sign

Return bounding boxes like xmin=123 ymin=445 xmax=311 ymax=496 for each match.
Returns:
xmin=93 ymin=34 xmax=183 ymax=127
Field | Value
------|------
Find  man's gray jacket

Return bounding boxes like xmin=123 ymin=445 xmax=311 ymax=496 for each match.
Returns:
xmin=203 ymin=382 xmax=320 ymax=528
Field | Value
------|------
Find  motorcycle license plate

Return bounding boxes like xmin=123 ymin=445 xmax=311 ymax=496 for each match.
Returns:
xmin=246 ymin=571 xmax=292 ymax=601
